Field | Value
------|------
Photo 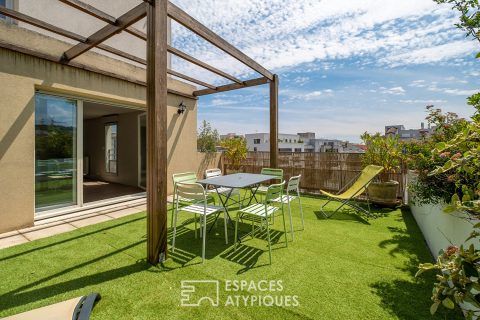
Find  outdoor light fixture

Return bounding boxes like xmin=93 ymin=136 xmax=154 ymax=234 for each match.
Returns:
xmin=177 ymin=101 xmax=187 ymax=115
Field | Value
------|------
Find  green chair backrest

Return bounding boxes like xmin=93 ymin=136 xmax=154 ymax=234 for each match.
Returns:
xmin=341 ymin=165 xmax=384 ymax=198
xmin=176 ymin=182 xmax=206 ymax=201
xmin=261 ymin=168 xmax=283 ymax=181
xmin=287 ymin=175 xmax=301 ymax=193
xmin=265 ymin=181 xmax=285 ymax=203
xmin=172 ymin=172 xmax=197 ymax=185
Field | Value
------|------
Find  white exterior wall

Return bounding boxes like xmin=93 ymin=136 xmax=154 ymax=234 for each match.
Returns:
xmin=408 ymin=172 xmax=477 ymax=258
xmin=245 ymin=133 xmax=304 ymax=152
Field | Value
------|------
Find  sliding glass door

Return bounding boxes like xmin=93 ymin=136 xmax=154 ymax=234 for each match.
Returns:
xmin=35 ymin=94 xmax=78 ymax=211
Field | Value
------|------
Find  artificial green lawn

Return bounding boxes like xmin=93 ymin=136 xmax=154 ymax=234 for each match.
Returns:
xmin=0 ymin=195 xmax=463 ymax=319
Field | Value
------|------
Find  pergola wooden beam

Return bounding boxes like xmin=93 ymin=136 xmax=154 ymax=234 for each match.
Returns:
xmin=270 ymin=74 xmax=279 ymax=168
xmin=167 ymin=46 xmax=242 ymax=84
xmin=167 ymin=69 xmax=216 ymax=89
xmin=193 ymin=76 xmax=268 ymax=96
xmin=57 ymin=0 xmax=243 ymax=84
xmin=62 ymin=2 xmax=148 ymax=61
xmin=166 ymin=2 xmax=274 ymax=81
xmin=0 ymin=6 xmax=145 ymax=65
xmin=57 ymin=0 xmax=148 ymax=41
xmin=146 ymin=0 xmax=168 ymax=264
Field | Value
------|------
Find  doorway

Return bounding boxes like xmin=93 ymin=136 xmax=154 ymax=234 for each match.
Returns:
xmin=34 ymin=93 xmax=146 ymax=217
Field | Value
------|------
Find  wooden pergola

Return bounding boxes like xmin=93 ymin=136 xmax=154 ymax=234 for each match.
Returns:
xmin=0 ymin=0 xmax=278 ymax=264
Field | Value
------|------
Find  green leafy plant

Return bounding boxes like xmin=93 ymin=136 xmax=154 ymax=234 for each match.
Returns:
xmin=360 ymin=132 xmax=402 ymax=182
xmin=221 ymin=137 xmax=247 ymax=170
xmin=404 ymin=106 xmax=468 ymax=205
xmin=429 ymin=97 xmax=480 ymax=214
xmin=417 ymin=228 xmax=480 ymax=318
xmin=197 ymin=120 xmax=219 ymax=153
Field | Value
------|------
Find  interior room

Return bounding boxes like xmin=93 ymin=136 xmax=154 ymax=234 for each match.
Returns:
xmin=83 ymin=101 xmax=146 ymax=203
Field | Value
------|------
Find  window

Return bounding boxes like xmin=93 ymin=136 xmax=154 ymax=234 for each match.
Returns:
xmin=35 ymin=94 xmax=78 ymax=211
xmin=105 ymin=123 xmax=118 ymax=174
xmin=0 ymin=0 xmax=15 ymax=22
xmin=253 ymin=147 xmax=257 ymax=152
xmin=295 ymin=148 xmax=302 ymax=152
xmin=253 ymin=138 xmax=261 ymax=144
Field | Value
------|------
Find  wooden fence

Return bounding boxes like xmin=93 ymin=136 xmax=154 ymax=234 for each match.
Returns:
xmin=223 ymin=151 xmax=406 ymax=200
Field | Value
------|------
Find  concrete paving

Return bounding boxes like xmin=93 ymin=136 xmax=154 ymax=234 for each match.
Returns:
xmin=0 ymin=201 xmax=146 ymax=250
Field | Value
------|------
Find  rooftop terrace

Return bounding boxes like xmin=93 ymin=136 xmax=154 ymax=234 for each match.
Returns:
xmin=0 ymin=195 xmax=463 ymax=319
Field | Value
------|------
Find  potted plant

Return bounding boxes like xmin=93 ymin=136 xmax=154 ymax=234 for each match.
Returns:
xmin=220 ymin=137 xmax=247 ymax=174
xmin=360 ymin=132 xmax=402 ymax=206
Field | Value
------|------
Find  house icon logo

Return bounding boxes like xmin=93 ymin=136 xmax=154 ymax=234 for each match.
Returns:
xmin=180 ymin=280 xmax=220 ymax=307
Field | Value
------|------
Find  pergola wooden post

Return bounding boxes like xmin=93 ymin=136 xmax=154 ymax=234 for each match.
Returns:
xmin=146 ymin=0 xmax=168 ymax=264
xmin=270 ymin=74 xmax=279 ymax=168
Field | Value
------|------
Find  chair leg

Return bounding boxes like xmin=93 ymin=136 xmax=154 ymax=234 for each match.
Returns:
xmin=281 ymin=203 xmax=288 ymax=247
xmin=298 ymin=196 xmax=305 ymax=230
xmin=223 ymin=210 xmax=228 ymax=244
xmin=202 ymin=214 xmax=207 ymax=263
xmin=194 ymin=213 xmax=198 ymax=239
xmin=234 ymin=212 xmax=239 ymax=251
xmin=287 ymin=200 xmax=294 ymax=241
xmin=265 ymin=217 xmax=272 ymax=265
xmin=172 ymin=206 xmax=179 ymax=252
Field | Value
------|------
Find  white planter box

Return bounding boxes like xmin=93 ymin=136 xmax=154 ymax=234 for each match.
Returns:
xmin=407 ymin=171 xmax=478 ymax=259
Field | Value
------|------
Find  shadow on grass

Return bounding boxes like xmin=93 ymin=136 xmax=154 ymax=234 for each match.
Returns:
xmin=221 ymin=244 xmax=266 ymax=274
xmin=167 ymin=216 xmax=231 ymax=265
xmin=371 ymin=207 xmax=465 ymax=319
xmin=314 ymin=209 xmax=371 ymax=224
xmin=370 ymin=277 xmax=463 ymax=320
xmin=0 ymin=215 xmax=146 ymax=263
xmin=0 ymin=242 xmax=150 ymax=313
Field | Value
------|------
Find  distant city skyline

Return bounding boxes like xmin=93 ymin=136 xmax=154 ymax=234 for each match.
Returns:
xmin=171 ymin=0 xmax=479 ymax=143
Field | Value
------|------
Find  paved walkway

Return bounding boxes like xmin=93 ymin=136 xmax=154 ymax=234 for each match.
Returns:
xmin=0 ymin=199 xmax=146 ymax=250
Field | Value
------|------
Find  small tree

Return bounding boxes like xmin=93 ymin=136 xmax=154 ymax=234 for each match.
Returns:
xmin=197 ymin=120 xmax=219 ymax=153
xmin=221 ymin=137 xmax=247 ymax=170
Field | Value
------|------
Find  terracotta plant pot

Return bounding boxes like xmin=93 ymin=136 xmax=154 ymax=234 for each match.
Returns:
xmin=368 ymin=181 xmax=399 ymax=206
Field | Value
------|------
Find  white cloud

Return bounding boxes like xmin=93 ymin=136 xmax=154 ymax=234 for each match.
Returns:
xmin=170 ymin=0 xmax=474 ymax=83
xmin=400 ymin=99 xmax=447 ymax=104
xmin=381 ymin=86 xmax=406 ymax=95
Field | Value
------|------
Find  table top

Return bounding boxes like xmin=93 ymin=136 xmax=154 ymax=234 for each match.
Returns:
xmin=197 ymin=173 xmax=278 ymax=189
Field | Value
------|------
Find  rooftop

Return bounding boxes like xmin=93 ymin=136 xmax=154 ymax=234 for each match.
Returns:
xmin=0 ymin=195 xmax=462 ymax=319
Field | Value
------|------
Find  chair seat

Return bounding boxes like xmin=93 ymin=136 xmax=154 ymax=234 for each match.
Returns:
xmin=256 ymin=186 xmax=269 ymax=194
xmin=270 ymin=195 xmax=297 ymax=203
xmin=180 ymin=204 xmax=224 ymax=216
xmin=239 ymin=203 xmax=278 ymax=217
xmin=320 ymin=189 xmax=351 ymax=200
xmin=207 ymin=187 xmax=240 ymax=195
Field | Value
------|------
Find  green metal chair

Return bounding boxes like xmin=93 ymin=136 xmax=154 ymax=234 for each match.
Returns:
xmin=171 ymin=182 xmax=228 ymax=263
xmin=270 ymin=175 xmax=304 ymax=240
xmin=320 ymin=165 xmax=384 ymax=218
xmin=234 ymin=181 xmax=288 ymax=264
xmin=256 ymin=168 xmax=283 ymax=223
xmin=170 ymin=172 xmax=214 ymax=228
xmin=257 ymin=168 xmax=283 ymax=195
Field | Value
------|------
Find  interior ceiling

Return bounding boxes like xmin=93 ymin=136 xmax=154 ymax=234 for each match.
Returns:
xmin=83 ymin=101 xmax=142 ymax=119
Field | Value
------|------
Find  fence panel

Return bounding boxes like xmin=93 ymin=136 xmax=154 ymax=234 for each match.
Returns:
xmin=223 ymin=151 xmax=405 ymax=199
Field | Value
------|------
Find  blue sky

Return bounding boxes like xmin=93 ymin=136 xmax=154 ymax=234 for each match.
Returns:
xmin=170 ymin=0 xmax=480 ymax=143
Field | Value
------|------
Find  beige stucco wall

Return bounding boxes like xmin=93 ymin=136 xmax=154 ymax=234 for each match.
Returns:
xmin=0 ymin=44 xmax=198 ymax=233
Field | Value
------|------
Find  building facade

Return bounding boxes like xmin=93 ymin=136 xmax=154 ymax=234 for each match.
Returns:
xmin=0 ymin=1 xmax=200 ymax=233
xmin=385 ymin=123 xmax=433 ymax=140
xmin=245 ymin=133 xmax=304 ymax=152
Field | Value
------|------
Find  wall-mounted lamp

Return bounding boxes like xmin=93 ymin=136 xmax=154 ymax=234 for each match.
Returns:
xmin=177 ymin=101 xmax=187 ymax=115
